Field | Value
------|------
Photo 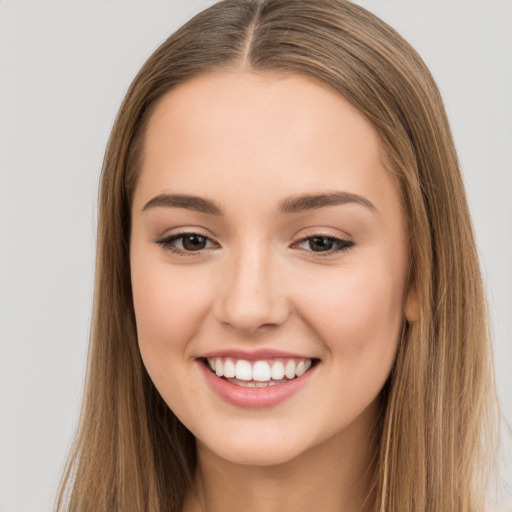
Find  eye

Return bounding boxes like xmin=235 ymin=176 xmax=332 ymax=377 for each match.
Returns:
xmin=294 ymin=235 xmax=354 ymax=254
xmin=156 ymin=232 xmax=217 ymax=255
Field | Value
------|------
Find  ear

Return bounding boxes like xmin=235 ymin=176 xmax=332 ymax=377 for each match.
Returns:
xmin=404 ymin=286 xmax=420 ymax=323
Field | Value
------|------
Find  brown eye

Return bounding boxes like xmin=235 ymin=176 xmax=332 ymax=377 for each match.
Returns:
xmin=182 ymin=234 xmax=207 ymax=251
xmin=294 ymin=235 xmax=355 ymax=255
xmin=308 ymin=237 xmax=337 ymax=252
xmin=156 ymin=232 xmax=217 ymax=255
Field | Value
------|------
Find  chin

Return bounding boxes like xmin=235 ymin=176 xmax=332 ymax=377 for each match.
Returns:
xmin=195 ymin=419 xmax=340 ymax=469
xmin=207 ymin=440 xmax=306 ymax=467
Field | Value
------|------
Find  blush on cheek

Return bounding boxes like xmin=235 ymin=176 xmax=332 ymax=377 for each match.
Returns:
xmin=301 ymin=271 xmax=404 ymax=356
xmin=133 ymin=261 xmax=210 ymax=340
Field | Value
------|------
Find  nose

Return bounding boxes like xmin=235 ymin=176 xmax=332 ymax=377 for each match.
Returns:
xmin=214 ymin=245 xmax=290 ymax=335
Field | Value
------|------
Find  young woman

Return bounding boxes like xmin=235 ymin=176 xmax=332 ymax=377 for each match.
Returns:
xmin=55 ymin=1 xmax=499 ymax=511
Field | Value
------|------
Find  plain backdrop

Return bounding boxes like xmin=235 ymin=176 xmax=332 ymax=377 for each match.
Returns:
xmin=0 ymin=1 xmax=511 ymax=511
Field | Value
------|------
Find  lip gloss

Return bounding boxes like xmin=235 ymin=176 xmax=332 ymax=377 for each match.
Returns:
xmin=198 ymin=360 xmax=317 ymax=408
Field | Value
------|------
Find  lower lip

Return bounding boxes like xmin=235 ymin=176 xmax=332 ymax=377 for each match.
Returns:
xmin=198 ymin=360 xmax=317 ymax=408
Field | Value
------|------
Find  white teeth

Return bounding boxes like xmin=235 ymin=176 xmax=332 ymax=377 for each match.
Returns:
xmin=295 ymin=360 xmax=306 ymax=377
xmin=206 ymin=357 xmax=314 ymax=383
xmin=223 ymin=358 xmax=236 ymax=378
xmin=271 ymin=361 xmax=285 ymax=380
xmin=215 ymin=357 xmax=223 ymax=377
xmin=252 ymin=361 xmax=271 ymax=382
xmin=285 ymin=360 xmax=296 ymax=379
xmin=235 ymin=360 xmax=252 ymax=381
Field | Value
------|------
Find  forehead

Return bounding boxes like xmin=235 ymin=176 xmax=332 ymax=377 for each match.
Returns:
xmin=134 ymin=71 xmax=398 ymax=218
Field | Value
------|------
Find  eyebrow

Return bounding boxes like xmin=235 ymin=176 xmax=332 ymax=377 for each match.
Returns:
xmin=142 ymin=194 xmax=224 ymax=215
xmin=142 ymin=191 xmax=375 ymax=215
xmin=278 ymin=192 xmax=375 ymax=214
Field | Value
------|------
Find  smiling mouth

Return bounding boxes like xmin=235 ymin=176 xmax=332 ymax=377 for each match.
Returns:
xmin=203 ymin=357 xmax=319 ymax=388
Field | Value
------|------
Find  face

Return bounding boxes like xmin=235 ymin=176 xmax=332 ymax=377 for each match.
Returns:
xmin=130 ymin=71 xmax=415 ymax=466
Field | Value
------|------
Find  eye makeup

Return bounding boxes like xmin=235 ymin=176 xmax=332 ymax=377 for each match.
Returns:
xmin=155 ymin=231 xmax=355 ymax=258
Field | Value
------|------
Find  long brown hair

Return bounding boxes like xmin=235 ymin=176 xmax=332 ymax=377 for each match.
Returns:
xmin=55 ymin=1 xmax=499 ymax=510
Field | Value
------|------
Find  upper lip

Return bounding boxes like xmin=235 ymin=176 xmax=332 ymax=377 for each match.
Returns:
xmin=199 ymin=348 xmax=317 ymax=361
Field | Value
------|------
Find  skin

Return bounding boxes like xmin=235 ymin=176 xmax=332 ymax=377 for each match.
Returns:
xmin=130 ymin=71 xmax=417 ymax=512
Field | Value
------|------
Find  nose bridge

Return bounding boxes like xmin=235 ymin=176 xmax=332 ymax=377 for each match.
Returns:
xmin=215 ymin=239 xmax=289 ymax=334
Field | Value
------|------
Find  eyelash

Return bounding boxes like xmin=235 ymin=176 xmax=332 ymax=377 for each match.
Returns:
xmin=294 ymin=235 xmax=354 ymax=255
xmin=155 ymin=232 xmax=355 ymax=258
xmin=156 ymin=232 xmax=217 ymax=257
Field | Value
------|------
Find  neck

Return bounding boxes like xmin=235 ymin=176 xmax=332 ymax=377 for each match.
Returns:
xmin=182 ymin=401 xmax=380 ymax=512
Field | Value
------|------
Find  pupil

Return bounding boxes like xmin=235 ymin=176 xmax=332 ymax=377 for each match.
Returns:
xmin=309 ymin=237 xmax=334 ymax=252
xmin=183 ymin=235 xmax=206 ymax=251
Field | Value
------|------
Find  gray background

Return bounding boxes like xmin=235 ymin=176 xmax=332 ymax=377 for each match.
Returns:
xmin=0 ymin=1 xmax=511 ymax=510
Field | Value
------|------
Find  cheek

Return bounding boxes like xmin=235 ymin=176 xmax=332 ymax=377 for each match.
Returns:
xmin=295 ymin=263 xmax=405 ymax=422
xmin=130 ymin=252 xmax=212 ymax=369
xmin=130 ymin=256 xmax=215 ymax=411
xmin=296 ymin=261 xmax=405 ymax=357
